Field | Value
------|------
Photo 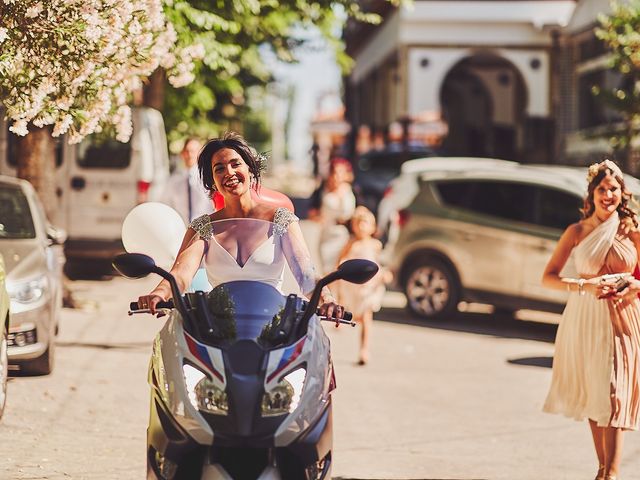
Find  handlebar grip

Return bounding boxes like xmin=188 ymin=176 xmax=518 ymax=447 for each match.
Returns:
xmin=129 ymin=300 xmax=174 ymax=310
xmin=315 ymin=308 xmax=353 ymax=321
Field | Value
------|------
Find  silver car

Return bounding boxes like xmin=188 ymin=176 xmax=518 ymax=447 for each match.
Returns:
xmin=0 ymin=254 xmax=9 ymax=418
xmin=0 ymin=175 xmax=65 ymax=374
xmin=387 ymin=159 xmax=640 ymax=319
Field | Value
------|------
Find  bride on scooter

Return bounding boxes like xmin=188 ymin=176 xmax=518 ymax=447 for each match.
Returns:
xmin=137 ymin=132 xmax=344 ymax=320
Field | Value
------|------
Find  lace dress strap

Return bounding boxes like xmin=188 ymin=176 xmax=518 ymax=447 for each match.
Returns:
xmin=189 ymin=214 xmax=213 ymax=241
xmin=273 ymin=207 xmax=299 ymax=236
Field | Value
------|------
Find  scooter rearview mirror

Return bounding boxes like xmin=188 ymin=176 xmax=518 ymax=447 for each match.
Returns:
xmin=112 ymin=253 xmax=157 ymax=279
xmin=336 ymin=259 xmax=379 ymax=284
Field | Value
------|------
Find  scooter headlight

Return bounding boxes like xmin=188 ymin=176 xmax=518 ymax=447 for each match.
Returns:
xmin=261 ymin=368 xmax=306 ymax=417
xmin=182 ymin=363 xmax=228 ymax=416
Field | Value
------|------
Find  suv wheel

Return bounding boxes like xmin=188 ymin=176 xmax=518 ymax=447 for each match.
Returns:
xmin=404 ymin=258 xmax=460 ymax=319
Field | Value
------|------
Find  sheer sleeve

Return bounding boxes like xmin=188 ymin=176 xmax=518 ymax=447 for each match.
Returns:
xmin=279 ymin=214 xmax=322 ymax=296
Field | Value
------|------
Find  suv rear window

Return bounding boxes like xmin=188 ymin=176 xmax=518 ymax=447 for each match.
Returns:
xmin=77 ymin=132 xmax=131 ymax=169
xmin=435 ymin=180 xmax=534 ymax=223
xmin=0 ymin=185 xmax=36 ymax=239
xmin=534 ymin=187 xmax=582 ymax=230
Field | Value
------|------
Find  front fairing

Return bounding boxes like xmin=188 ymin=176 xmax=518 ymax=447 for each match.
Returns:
xmin=147 ymin=217 xmax=333 ymax=447
xmin=149 ymin=294 xmax=333 ymax=448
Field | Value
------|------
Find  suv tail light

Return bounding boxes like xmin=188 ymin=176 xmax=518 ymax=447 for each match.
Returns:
xmin=137 ymin=180 xmax=151 ymax=204
xmin=398 ymin=209 xmax=411 ymax=228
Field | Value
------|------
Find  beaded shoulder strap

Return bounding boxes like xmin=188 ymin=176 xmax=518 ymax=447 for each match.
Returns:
xmin=273 ymin=207 xmax=299 ymax=236
xmin=189 ymin=214 xmax=213 ymax=241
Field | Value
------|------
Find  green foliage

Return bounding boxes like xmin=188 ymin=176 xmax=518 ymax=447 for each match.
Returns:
xmin=595 ymin=1 xmax=640 ymax=154
xmin=160 ymin=0 xmax=384 ymax=144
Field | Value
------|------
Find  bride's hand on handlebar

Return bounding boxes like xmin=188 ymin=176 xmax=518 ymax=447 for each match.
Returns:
xmin=137 ymin=294 xmax=164 ymax=314
xmin=318 ymin=300 xmax=345 ymax=327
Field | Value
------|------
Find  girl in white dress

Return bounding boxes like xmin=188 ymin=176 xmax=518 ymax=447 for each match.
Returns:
xmin=334 ymin=206 xmax=387 ymax=365
xmin=138 ymin=132 xmax=343 ymax=320
xmin=542 ymin=160 xmax=640 ymax=480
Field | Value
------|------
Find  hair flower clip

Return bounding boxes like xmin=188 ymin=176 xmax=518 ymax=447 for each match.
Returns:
xmin=256 ymin=152 xmax=269 ymax=174
xmin=587 ymin=163 xmax=600 ymax=183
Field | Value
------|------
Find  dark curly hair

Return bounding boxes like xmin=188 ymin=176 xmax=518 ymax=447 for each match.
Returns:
xmin=582 ymin=160 xmax=638 ymax=230
xmin=197 ymin=132 xmax=263 ymax=197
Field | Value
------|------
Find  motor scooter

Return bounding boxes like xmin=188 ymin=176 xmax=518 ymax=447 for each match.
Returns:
xmin=113 ymin=219 xmax=377 ymax=480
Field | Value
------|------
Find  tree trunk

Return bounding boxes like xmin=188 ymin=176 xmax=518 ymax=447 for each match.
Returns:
xmin=15 ymin=127 xmax=57 ymax=220
xmin=143 ymin=68 xmax=166 ymax=110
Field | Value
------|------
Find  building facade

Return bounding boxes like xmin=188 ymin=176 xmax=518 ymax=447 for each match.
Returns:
xmin=344 ymin=0 xmax=628 ymax=168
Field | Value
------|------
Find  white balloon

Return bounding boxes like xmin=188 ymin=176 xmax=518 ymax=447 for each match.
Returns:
xmin=122 ymin=202 xmax=186 ymax=270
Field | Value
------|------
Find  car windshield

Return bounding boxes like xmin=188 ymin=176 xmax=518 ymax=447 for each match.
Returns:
xmin=0 ymin=184 xmax=36 ymax=239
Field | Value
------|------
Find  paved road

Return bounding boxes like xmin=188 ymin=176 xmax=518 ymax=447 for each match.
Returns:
xmin=2 ymin=276 xmax=640 ymax=480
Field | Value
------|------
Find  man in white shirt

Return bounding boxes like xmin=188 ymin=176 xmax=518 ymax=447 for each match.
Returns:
xmin=162 ymin=137 xmax=212 ymax=223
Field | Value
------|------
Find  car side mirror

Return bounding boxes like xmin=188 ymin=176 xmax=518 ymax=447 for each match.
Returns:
xmin=46 ymin=225 xmax=67 ymax=246
xmin=112 ymin=253 xmax=157 ymax=279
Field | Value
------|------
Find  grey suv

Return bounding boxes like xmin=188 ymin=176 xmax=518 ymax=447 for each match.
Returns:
xmin=388 ymin=160 xmax=640 ymax=319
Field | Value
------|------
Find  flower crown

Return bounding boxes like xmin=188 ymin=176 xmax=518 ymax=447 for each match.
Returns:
xmin=587 ymin=159 xmax=623 ymax=184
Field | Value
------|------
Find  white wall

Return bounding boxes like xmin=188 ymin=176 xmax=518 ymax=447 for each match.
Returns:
xmin=350 ymin=12 xmax=401 ymax=84
xmin=349 ymin=0 xmax=573 ymax=104
xmin=407 ymin=47 xmax=550 ymax=118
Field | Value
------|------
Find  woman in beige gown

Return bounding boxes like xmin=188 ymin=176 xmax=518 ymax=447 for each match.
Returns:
xmin=542 ymin=160 xmax=640 ymax=480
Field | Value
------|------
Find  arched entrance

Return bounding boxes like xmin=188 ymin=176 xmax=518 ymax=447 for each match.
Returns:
xmin=439 ymin=53 xmax=527 ymax=160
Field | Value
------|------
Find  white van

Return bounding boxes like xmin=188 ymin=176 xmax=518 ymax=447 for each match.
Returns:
xmin=0 ymin=107 xmax=170 ymax=265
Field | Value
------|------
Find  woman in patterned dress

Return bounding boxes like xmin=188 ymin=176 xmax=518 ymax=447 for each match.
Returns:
xmin=137 ymin=132 xmax=342 ymax=320
xmin=542 ymin=160 xmax=640 ymax=480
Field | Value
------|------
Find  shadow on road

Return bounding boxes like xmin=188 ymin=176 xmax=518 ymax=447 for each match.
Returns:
xmin=335 ymin=478 xmax=488 ymax=480
xmin=375 ymin=306 xmax=558 ymax=344
xmin=56 ymin=341 xmax=151 ymax=351
xmin=507 ymin=356 xmax=553 ymax=368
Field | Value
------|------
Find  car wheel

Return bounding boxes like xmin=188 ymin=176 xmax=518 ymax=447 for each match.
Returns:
xmin=404 ymin=258 xmax=460 ymax=319
xmin=0 ymin=327 xmax=8 ymax=419
xmin=20 ymin=341 xmax=55 ymax=376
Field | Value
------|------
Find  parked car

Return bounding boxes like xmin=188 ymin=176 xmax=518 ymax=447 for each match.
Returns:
xmin=0 ymin=175 xmax=66 ymax=374
xmin=0 ymin=107 xmax=170 ymax=271
xmin=353 ymin=143 xmax=437 ymax=214
xmin=0 ymin=254 xmax=9 ymax=418
xmin=377 ymin=157 xmax=519 ymax=248
xmin=387 ymin=159 xmax=640 ymax=319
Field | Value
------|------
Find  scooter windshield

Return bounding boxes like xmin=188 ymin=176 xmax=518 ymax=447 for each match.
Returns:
xmin=193 ymin=217 xmax=314 ymax=346
xmin=205 ymin=281 xmax=287 ymax=345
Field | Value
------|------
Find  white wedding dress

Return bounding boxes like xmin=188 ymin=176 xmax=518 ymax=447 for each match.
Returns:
xmin=189 ymin=208 xmax=315 ymax=295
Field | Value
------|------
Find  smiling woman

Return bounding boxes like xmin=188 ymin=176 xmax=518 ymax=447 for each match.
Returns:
xmin=137 ymin=132 xmax=346 ymax=322
xmin=541 ymin=159 xmax=640 ymax=480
